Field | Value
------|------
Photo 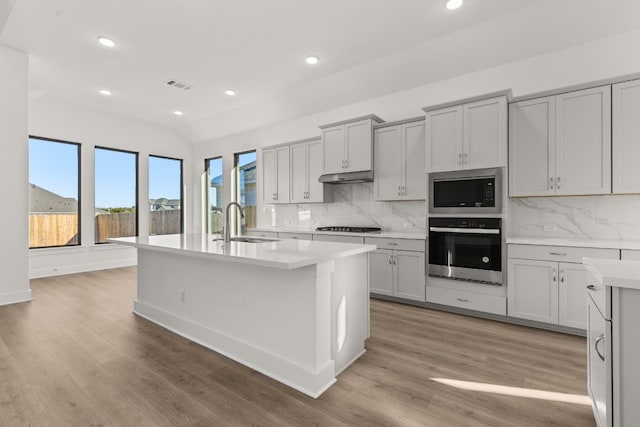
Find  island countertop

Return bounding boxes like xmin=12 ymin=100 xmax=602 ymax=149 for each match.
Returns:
xmin=108 ymin=233 xmax=376 ymax=270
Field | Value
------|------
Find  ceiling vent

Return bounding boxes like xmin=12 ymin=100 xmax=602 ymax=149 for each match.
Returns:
xmin=166 ymin=79 xmax=192 ymax=91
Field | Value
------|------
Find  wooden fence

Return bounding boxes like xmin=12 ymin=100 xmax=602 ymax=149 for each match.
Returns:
xmin=29 ymin=213 xmax=78 ymax=248
xmin=95 ymin=212 xmax=137 ymax=243
xmin=149 ymin=209 xmax=182 ymax=236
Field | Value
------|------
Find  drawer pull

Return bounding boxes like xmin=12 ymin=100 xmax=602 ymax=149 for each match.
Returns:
xmin=594 ymin=335 xmax=605 ymax=362
xmin=388 ymin=242 xmax=398 ymax=246
xmin=549 ymin=252 xmax=567 ymax=256
xmin=587 ymin=285 xmax=597 ymax=290
xmin=456 ymin=298 xmax=469 ymax=302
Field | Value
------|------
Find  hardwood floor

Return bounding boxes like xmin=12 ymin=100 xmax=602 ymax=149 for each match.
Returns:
xmin=0 ymin=268 xmax=595 ymax=426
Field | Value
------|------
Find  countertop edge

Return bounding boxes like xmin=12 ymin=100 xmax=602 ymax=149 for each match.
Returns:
xmin=250 ymin=228 xmax=427 ymax=240
xmin=583 ymin=257 xmax=640 ymax=290
xmin=506 ymin=237 xmax=640 ymax=250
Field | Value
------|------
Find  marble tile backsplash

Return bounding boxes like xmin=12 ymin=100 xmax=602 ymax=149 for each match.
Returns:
xmin=258 ymin=182 xmax=427 ymax=232
xmin=509 ymin=195 xmax=640 ymax=240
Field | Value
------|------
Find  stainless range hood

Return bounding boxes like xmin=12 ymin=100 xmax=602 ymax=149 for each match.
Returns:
xmin=318 ymin=170 xmax=374 ymax=184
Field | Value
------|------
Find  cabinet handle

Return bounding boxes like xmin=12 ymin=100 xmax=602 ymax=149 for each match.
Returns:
xmin=552 ymin=268 xmax=557 ymax=282
xmin=557 ymin=176 xmax=561 ymax=190
xmin=388 ymin=242 xmax=398 ymax=246
xmin=398 ymin=187 xmax=401 ymax=196
xmin=549 ymin=252 xmax=566 ymax=256
xmin=594 ymin=335 xmax=605 ymax=362
xmin=388 ymin=256 xmax=393 ymax=264
xmin=344 ymin=159 xmax=349 ymax=168
xmin=549 ymin=176 xmax=554 ymax=190
xmin=560 ymin=270 xmax=565 ymax=283
xmin=586 ymin=284 xmax=597 ymax=290
xmin=458 ymin=153 xmax=462 ymax=165
xmin=463 ymin=153 xmax=468 ymax=165
xmin=456 ymin=298 xmax=469 ymax=302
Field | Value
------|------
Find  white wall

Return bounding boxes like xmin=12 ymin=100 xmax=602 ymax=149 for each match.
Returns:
xmin=28 ymin=99 xmax=192 ymax=278
xmin=191 ymin=29 xmax=640 ymax=232
xmin=0 ymin=43 xmax=30 ymax=305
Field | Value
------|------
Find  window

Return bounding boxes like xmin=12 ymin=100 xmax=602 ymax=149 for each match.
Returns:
xmin=205 ymin=156 xmax=223 ymax=233
xmin=94 ymin=147 xmax=138 ymax=243
xmin=28 ymin=136 xmax=81 ymax=248
xmin=149 ymin=155 xmax=183 ymax=235
xmin=234 ymin=150 xmax=256 ymax=234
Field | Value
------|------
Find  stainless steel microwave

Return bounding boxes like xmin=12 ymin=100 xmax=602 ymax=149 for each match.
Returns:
xmin=429 ymin=168 xmax=502 ymax=214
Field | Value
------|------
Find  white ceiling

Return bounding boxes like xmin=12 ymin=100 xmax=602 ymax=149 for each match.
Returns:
xmin=2 ymin=0 xmax=640 ymax=143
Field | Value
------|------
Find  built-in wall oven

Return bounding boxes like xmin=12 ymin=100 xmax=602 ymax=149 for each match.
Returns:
xmin=428 ymin=217 xmax=502 ymax=285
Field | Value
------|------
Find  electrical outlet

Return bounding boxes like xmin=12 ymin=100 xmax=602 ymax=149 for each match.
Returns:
xmin=403 ymin=223 xmax=414 ymax=229
xmin=180 ymin=289 xmax=185 ymax=303
xmin=542 ymin=224 xmax=556 ymax=232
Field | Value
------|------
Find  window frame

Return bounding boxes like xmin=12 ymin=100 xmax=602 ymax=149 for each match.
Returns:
xmin=233 ymin=149 xmax=257 ymax=234
xmin=204 ymin=155 xmax=224 ymax=234
xmin=94 ymin=146 xmax=139 ymax=244
xmin=28 ymin=135 xmax=82 ymax=249
xmin=149 ymin=154 xmax=184 ymax=235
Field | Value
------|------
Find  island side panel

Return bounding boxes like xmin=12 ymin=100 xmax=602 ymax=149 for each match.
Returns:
xmin=133 ymin=247 xmax=336 ymax=397
xmin=331 ymin=253 xmax=369 ymax=375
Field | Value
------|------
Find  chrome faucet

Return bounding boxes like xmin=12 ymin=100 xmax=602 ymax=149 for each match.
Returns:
xmin=224 ymin=202 xmax=245 ymax=243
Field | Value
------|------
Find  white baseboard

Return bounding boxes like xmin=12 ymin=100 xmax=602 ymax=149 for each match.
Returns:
xmin=29 ymin=259 xmax=136 ymax=279
xmin=0 ymin=289 xmax=33 ymax=307
xmin=133 ymin=300 xmax=336 ymax=398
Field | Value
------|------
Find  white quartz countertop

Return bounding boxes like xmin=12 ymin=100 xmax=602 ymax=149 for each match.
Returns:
xmin=108 ymin=233 xmax=376 ymax=270
xmin=507 ymin=236 xmax=640 ymax=250
xmin=250 ymin=227 xmax=427 ymax=240
xmin=583 ymin=257 xmax=640 ymax=290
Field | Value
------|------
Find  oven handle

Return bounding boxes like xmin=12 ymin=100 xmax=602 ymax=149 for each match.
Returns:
xmin=429 ymin=227 xmax=500 ymax=235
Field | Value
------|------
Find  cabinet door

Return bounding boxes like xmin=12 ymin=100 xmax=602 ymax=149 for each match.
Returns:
xmin=558 ymin=262 xmax=588 ymax=329
xmin=290 ymin=142 xmax=307 ymax=203
xmin=507 ymin=259 xmax=559 ymax=324
xmin=586 ymin=296 xmax=608 ymax=427
xmin=613 ymin=79 xmax=640 ymax=193
xmin=463 ymin=97 xmax=507 ymax=170
xmin=555 ymin=86 xmax=611 ymax=195
xmin=394 ymin=250 xmax=425 ymax=302
xmin=369 ymin=250 xmax=394 ymax=296
xmin=345 ymin=119 xmax=372 ymax=172
xmin=262 ymin=148 xmax=277 ymax=203
xmin=425 ymin=106 xmax=463 ymax=172
xmin=402 ymin=121 xmax=426 ymax=200
xmin=374 ymin=125 xmax=402 ymax=201
xmin=508 ymin=97 xmax=556 ymax=196
xmin=322 ymin=125 xmax=345 ymax=174
xmin=306 ymin=140 xmax=325 ymax=203
xmin=274 ymin=146 xmax=290 ymax=203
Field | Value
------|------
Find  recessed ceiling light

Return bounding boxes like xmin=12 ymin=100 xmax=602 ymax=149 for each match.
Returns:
xmin=224 ymin=89 xmax=236 ymax=96
xmin=97 ymin=36 xmax=116 ymax=47
xmin=173 ymin=110 xmax=184 ymax=116
xmin=305 ymin=56 xmax=319 ymax=65
xmin=98 ymin=89 xmax=112 ymax=96
xmin=446 ymin=0 xmax=463 ymax=10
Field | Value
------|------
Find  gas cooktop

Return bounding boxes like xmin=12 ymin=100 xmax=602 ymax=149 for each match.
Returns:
xmin=315 ymin=226 xmax=382 ymax=233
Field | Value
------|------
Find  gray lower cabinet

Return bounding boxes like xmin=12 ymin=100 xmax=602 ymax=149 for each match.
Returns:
xmin=507 ymin=244 xmax=619 ymax=330
xmin=586 ymin=269 xmax=640 ymax=427
xmin=366 ymin=237 xmax=425 ymax=302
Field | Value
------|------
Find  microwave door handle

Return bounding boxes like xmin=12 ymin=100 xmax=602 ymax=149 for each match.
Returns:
xmin=429 ymin=227 xmax=500 ymax=235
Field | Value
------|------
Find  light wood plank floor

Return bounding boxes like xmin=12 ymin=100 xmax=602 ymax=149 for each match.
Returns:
xmin=0 ymin=267 xmax=595 ymax=426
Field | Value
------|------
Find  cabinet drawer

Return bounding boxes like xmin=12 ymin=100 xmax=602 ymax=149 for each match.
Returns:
xmin=621 ymin=249 xmax=640 ymax=261
xmin=508 ymin=244 xmax=619 ymax=263
xmin=313 ymin=234 xmax=365 ymax=244
xmin=364 ymin=237 xmax=425 ymax=252
xmin=278 ymin=232 xmax=313 ymax=241
xmin=426 ymin=286 xmax=506 ymax=315
xmin=246 ymin=230 xmax=278 ymax=238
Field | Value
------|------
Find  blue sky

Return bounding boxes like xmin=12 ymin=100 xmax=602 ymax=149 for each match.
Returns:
xmin=30 ymin=138 xmax=182 ymax=209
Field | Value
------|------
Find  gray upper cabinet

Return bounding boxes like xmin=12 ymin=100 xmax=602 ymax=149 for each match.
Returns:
xmin=320 ymin=116 xmax=382 ymax=174
xmin=613 ymin=79 xmax=640 ymax=193
xmin=262 ymin=145 xmax=290 ymax=204
xmin=290 ymin=138 xmax=326 ymax=203
xmin=509 ymin=85 xmax=611 ymax=197
xmin=374 ymin=120 xmax=426 ymax=201
xmin=424 ymin=96 xmax=507 ymax=173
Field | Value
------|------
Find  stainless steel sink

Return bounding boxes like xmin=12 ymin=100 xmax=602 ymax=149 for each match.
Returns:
xmin=213 ymin=236 xmax=280 ymax=243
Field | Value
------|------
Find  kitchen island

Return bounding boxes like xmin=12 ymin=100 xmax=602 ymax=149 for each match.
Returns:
xmin=108 ymin=233 xmax=376 ymax=398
